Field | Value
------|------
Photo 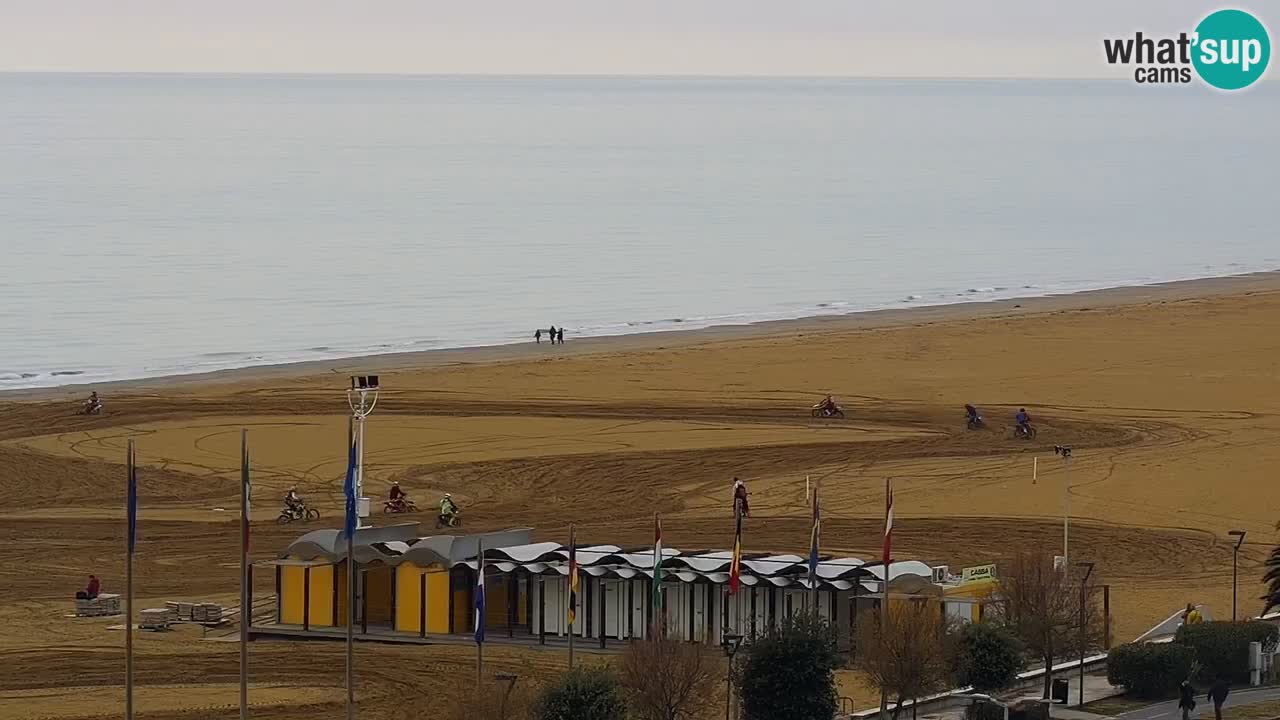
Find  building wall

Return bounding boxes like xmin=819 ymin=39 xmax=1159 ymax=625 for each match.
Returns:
xmin=280 ymin=566 xmax=306 ymax=625
xmin=308 ymin=565 xmax=335 ymax=627
xmin=365 ymin=564 xmax=394 ymax=625
xmin=393 ymin=563 xmax=450 ymax=634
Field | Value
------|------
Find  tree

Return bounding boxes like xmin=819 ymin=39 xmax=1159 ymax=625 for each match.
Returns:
xmin=990 ymin=549 xmax=1105 ymax=700
xmin=855 ymin=601 xmax=954 ymax=719
xmin=1264 ymin=521 xmax=1280 ymax=615
xmin=954 ymin=621 xmax=1025 ymax=692
xmin=620 ymin=625 xmax=720 ymax=720
xmin=535 ymin=665 xmax=626 ymax=720
xmin=736 ymin=612 xmax=840 ymax=720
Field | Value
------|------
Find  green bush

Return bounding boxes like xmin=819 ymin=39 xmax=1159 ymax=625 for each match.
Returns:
xmin=535 ymin=665 xmax=626 ymax=720
xmin=1175 ymin=621 xmax=1280 ymax=683
xmin=737 ymin=612 xmax=839 ymax=720
xmin=1106 ymin=642 xmax=1194 ymax=698
xmin=955 ymin=622 xmax=1025 ymax=692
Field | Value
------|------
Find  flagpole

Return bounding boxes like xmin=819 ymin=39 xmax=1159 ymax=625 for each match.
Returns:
xmin=239 ymin=429 xmax=250 ymax=720
xmin=125 ymin=440 xmax=136 ymax=720
xmin=879 ymin=477 xmax=891 ymax=720
xmin=476 ymin=538 xmax=485 ymax=689
xmin=568 ymin=524 xmax=576 ymax=669
xmin=345 ymin=417 xmax=355 ymax=720
xmin=652 ymin=513 xmax=663 ymax=636
xmin=808 ymin=484 xmax=819 ymax=612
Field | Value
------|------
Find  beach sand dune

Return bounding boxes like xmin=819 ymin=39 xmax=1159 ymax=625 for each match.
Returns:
xmin=2 ymin=275 xmax=1279 ymax=718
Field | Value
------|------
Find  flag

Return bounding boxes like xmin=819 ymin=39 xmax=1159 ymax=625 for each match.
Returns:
xmin=882 ymin=478 xmax=894 ymax=570
xmin=651 ymin=514 xmax=664 ymax=611
xmin=808 ymin=484 xmax=821 ymax=588
xmin=343 ymin=419 xmax=357 ymax=540
xmin=567 ymin=526 xmax=579 ymax=626
xmin=127 ymin=443 xmax=137 ymax=555
xmin=729 ymin=513 xmax=743 ymax=595
xmin=474 ymin=547 xmax=486 ymax=644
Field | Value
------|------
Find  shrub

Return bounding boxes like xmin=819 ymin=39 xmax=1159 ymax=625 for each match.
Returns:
xmin=1175 ymin=621 xmax=1280 ymax=683
xmin=620 ymin=627 xmax=719 ymax=720
xmin=535 ymin=665 xmax=626 ymax=720
xmin=736 ymin=612 xmax=839 ymax=720
xmin=1106 ymin=642 xmax=1194 ymax=698
xmin=954 ymin=622 xmax=1025 ymax=692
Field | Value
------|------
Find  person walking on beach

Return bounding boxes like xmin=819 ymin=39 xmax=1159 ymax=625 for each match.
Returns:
xmin=549 ymin=325 xmax=557 ymax=345
xmin=535 ymin=328 xmax=542 ymax=344
xmin=1178 ymin=679 xmax=1197 ymax=720
xmin=1208 ymin=677 xmax=1229 ymax=720
xmin=556 ymin=327 xmax=565 ymax=345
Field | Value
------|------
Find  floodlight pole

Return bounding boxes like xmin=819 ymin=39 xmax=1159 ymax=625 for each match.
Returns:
xmin=1055 ymin=446 xmax=1073 ymax=566
xmin=346 ymin=380 xmax=379 ymax=529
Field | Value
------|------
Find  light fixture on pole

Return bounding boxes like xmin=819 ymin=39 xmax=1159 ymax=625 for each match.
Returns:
xmin=346 ymin=375 xmax=380 ymax=529
xmin=721 ymin=632 xmax=744 ymax=720
xmin=1229 ymin=530 xmax=1247 ymax=621
xmin=1054 ymin=446 xmax=1073 ymax=567
xmin=494 ymin=671 xmax=519 ymax=720
xmin=1076 ymin=561 xmax=1095 ymax=709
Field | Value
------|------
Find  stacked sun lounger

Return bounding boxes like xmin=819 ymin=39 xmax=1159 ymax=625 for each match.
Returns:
xmin=74 ymin=593 xmax=121 ymax=617
xmin=139 ymin=607 xmax=173 ymax=630
xmin=192 ymin=603 xmax=223 ymax=623
xmin=164 ymin=600 xmax=225 ymax=623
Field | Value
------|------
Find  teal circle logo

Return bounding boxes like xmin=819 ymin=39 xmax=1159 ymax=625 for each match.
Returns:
xmin=1192 ymin=9 xmax=1271 ymax=90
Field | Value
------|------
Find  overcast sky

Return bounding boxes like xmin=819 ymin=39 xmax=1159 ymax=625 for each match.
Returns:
xmin=0 ymin=1 xmax=1265 ymax=77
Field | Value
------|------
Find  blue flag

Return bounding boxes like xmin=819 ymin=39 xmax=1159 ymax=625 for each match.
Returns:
xmin=474 ymin=552 xmax=486 ymax=644
xmin=127 ymin=444 xmax=138 ymax=555
xmin=343 ymin=424 xmax=357 ymax=540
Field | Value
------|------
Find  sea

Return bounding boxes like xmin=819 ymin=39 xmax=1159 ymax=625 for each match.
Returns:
xmin=2 ymin=73 xmax=1278 ymax=390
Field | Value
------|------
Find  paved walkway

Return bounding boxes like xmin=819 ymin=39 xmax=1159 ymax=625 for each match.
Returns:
xmin=1117 ymin=686 xmax=1280 ymax=720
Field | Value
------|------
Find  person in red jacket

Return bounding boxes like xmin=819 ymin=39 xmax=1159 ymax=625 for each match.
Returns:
xmin=77 ymin=575 xmax=100 ymax=600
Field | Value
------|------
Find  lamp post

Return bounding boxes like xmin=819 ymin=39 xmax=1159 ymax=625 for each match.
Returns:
xmin=494 ymin=671 xmax=518 ymax=720
xmin=1055 ymin=446 xmax=1073 ymax=567
xmin=721 ymin=632 xmax=743 ymax=720
xmin=1076 ymin=561 xmax=1094 ymax=708
xmin=346 ymin=375 xmax=380 ymax=529
xmin=1229 ymin=530 xmax=1247 ymax=621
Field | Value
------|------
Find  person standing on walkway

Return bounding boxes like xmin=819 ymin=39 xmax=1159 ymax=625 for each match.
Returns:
xmin=1209 ymin=677 xmax=1229 ymax=720
xmin=1182 ymin=602 xmax=1204 ymax=626
xmin=1179 ymin=679 xmax=1197 ymax=720
xmin=535 ymin=328 xmax=542 ymax=344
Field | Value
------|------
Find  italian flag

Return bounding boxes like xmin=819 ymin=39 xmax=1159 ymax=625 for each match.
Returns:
xmin=652 ymin=514 xmax=663 ymax=611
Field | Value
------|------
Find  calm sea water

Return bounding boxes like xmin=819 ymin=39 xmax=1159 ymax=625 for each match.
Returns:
xmin=2 ymin=74 xmax=1278 ymax=390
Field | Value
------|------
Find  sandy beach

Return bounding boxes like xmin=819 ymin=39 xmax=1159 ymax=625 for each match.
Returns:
xmin=3 ymin=272 xmax=1279 ymax=719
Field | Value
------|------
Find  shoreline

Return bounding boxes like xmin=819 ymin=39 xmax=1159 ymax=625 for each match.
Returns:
xmin=7 ymin=269 xmax=1280 ymax=401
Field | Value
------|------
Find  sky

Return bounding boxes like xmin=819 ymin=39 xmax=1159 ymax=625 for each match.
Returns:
xmin=0 ymin=1 xmax=1267 ymax=77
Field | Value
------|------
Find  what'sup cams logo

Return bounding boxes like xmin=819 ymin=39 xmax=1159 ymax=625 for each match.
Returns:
xmin=1104 ymin=8 xmax=1271 ymax=89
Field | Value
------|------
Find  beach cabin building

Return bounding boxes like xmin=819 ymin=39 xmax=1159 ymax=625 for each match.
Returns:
xmin=258 ymin=522 xmax=968 ymax=652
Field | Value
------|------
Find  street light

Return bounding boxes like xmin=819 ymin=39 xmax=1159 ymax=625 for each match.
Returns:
xmin=1229 ymin=530 xmax=1247 ymax=621
xmin=721 ymin=632 xmax=744 ymax=720
xmin=494 ymin=671 xmax=519 ymax=720
xmin=1076 ymin=561 xmax=1095 ymax=708
xmin=1055 ymin=446 xmax=1073 ymax=566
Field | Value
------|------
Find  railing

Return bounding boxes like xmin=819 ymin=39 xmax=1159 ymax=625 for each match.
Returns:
xmin=204 ymin=595 xmax=277 ymax=639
